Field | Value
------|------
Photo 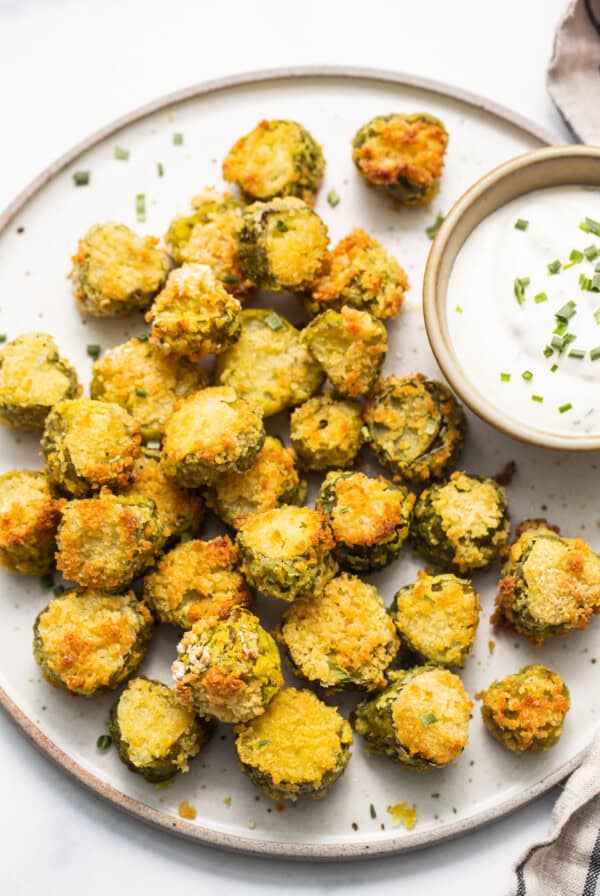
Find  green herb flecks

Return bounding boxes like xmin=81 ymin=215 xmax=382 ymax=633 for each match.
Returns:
xmin=547 ymin=259 xmax=562 ymax=275
xmin=555 ymin=300 xmax=576 ymax=323
xmin=514 ymin=277 xmax=530 ymax=305
xmin=257 ymin=739 xmax=272 ymax=748
xmin=550 ymin=364 xmax=558 ymax=372
xmin=265 ymin=312 xmax=284 ymax=331
xmin=591 ymin=346 xmax=600 ymax=362
xmin=532 ymin=394 xmax=544 ymax=403
xmin=173 ymin=133 xmax=184 ymax=146
xmin=327 ymin=189 xmax=341 ymax=208
xmin=179 ymin=532 xmax=194 ymax=543
xmin=360 ymin=425 xmax=372 ymax=442
xmin=157 ymin=162 xmax=164 ymax=177
xmin=568 ymin=348 xmax=585 ymax=359
xmin=370 ymin=804 xmax=377 ymax=819
xmin=500 ymin=372 xmax=511 ymax=382
xmin=136 ymin=193 xmax=146 ymax=223
xmin=86 ymin=344 xmax=101 ymax=360
xmin=135 ymin=387 xmax=147 ymax=398
xmin=421 ymin=712 xmax=437 ymax=727
xmin=276 ymin=220 xmax=289 ymax=233
xmin=114 ymin=146 xmax=130 ymax=161
xmin=514 ymin=219 xmax=529 ymax=231
xmin=455 ymin=305 xmax=463 ymax=314
xmin=584 ymin=245 xmax=599 ymax=261
xmin=558 ymin=402 xmax=573 ymax=414
xmin=0 ymin=334 xmax=7 ymax=344
xmin=579 ymin=217 xmax=600 ymax=237
xmin=522 ymin=370 xmax=533 ymax=381
xmin=136 ymin=331 xmax=149 ymax=342
xmin=73 ymin=171 xmax=90 ymax=187
xmin=564 ymin=249 xmax=584 ymax=269
xmin=96 ymin=734 xmax=112 ymax=752
xmin=221 ymin=275 xmax=240 ymax=284
xmin=534 ymin=292 xmax=548 ymax=304
xmin=426 ymin=213 xmax=445 ymax=239
xmin=543 ymin=345 xmax=554 ymax=358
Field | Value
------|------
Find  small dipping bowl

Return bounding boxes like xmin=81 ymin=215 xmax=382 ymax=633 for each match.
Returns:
xmin=423 ymin=144 xmax=600 ymax=451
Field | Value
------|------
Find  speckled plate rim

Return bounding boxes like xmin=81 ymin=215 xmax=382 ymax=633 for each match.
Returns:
xmin=0 ymin=66 xmax=569 ymax=861
xmin=423 ymin=144 xmax=600 ymax=452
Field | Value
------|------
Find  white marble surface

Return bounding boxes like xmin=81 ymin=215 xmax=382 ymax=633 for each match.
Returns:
xmin=0 ymin=0 xmax=573 ymax=892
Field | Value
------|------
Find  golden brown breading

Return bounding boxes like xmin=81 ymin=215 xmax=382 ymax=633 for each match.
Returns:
xmin=0 ymin=470 xmax=64 ymax=575
xmin=290 ymin=393 xmax=364 ymax=471
xmin=121 ymin=454 xmax=203 ymax=544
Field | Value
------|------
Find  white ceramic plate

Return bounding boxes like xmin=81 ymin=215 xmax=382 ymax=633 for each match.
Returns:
xmin=2 ymin=68 xmax=593 ymax=861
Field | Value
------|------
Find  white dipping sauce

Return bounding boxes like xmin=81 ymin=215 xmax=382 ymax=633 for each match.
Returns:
xmin=447 ymin=185 xmax=600 ymax=435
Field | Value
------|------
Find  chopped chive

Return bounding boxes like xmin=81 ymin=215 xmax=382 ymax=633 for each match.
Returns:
xmin=555 ymin=300 xmax=576 ymax=323
xmin=569 ymin=249 xmax=584 ymax=265
xmin=86 ymin=344 xmax=101 ymax=360
xmin=534 ymin=292 xmax=548 ymax=304
xmin=596 ymin=262 xmax=600 ymax=272
xmin=558 ymin=402 xmax=573 ymax=414
xmin=592 ymin=274 xmax=600 ymax=292
xmin=136 ymin=331 xmax=149 ymax=342
xmin=551 ymin=335 xmax=565 ymax=350
xmin=579 ymin=216 xmax=600 ymax=237
xmin=500 ymin=372 xmax=511 ymax=382
xmin=257 ymin=739 xmax=272 ymax=748
xmin=73 ymin=170 xmax=90 ymax=187
xmin=360 ymin=424 xmax=372 ymax=442
xmin=569 ymin=348 xmax=585 ymax=359
xmin=327 ymin=189 xmax=341 ymax=208
xmin=173 ymin=133 xmax=183 ymax=146
xmin=514 ymin=218 xmax=529 ymax=231
xmin=146 ymin=439 xmax=161 ymax=451
xmin=136 ymin=193 xmax=146 ymax=223
xmin=421 ymin=712 xmax=437 ymax=726
xmin=221 ymin=275 xmax=240 ymax=284
xmin=594 ymin=308 xmax=600 ymax=325
xmin=514 ymin=277 xmax=530 ymax=305
xmin=455 ymin=305 xmax=463 ymax=314
xmin=53 ymin=584 xmax=65 ymax=596
xmin=532 ymin=394 xmax=544 ymax=403
xmin=591 ymin=346 xmax=600 ymax=361
xmin=550 ymin=364 xmax=558 ymax=372
xmin=114 ymin=146 xmax=130 ymax=161
xmin=426 ymin=213 xmax=445 ymax=239
xmin=521 ymin=370 xmax=533 ymax=381
xmin=370 ymin=803 xmax=377 ymax=819
xmin=553 ymin=320 xmax=568 ymax=336
xmin=265 ymin=312 xmax=284 ymax=331
xmin=135 ymin=387 xmax=147 ymax=397
xmin=157 ymin=161 xmax=164 ymax=177
xmin=543 ymin=345 xmax=554 ymax=358
xmin=339 ymin=507 xmax=350 ymax=514
xmin=39 ymin=574 xmax=53 ymax=588
xmin=547 ymin=259 xmax=562 ymax=275
xmin=584 ymin=245 xmax=599 ymax=261
xmin=0 ymin=334 xmax=7 ymax=343
xmin=96 ymin=734 xmax=112 ymax=752
xmin=179 ymin=532 xmax=194 ymax=543
xmin=276 ymin=220 xmax=289 ymax=233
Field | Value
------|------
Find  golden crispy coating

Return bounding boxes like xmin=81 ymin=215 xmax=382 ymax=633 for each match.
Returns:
xmin=121 ymin=454 xmax=203 ymax=544
xmin=352 ymin=113 xmax=448 ymax=206
xmin=235 ymin=688 xmax=352 ymax=801
xmin=56 ymin=491 xmax=163 ymax=590
xmin=42 ymin=398 xmax=141 ymax=497
xmin=290 ymin=393 xmax=364 ymax=471
xmin=71 ymin=222 xmax=170 ymax=316
xmin=146 ymin=263 xmax=242 ymax=361
xmin=204 ymin=435 xmax=306 ymax=529
xmin=143 ymin=536 xmax=251 ymax=628
xmin=161 ymin=387 xmax=265 ymax=487
xmin=279 ymin=573 xmax=399 ymax=690
xmin=307 ymin=229 xmax=409 ymax=320
xmin=90 ymin=337 xmax=208 ymax=442
xmin=480 ymin=665 xmax=570 ymax=753
xmin=33 ymin=589 xmax=153 ymax=696
xmin=0 ymin=333 xmax=81 ymax=430
xmin=0 ymin=470 xmax=63 ymax=575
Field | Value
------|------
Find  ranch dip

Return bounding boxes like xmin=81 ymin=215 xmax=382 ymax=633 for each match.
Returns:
xmin=446 ymin=185 xmax=600 ymax=436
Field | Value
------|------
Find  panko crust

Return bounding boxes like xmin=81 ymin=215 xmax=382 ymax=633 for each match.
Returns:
xmin=236 ymin=505 xmax=337 ymax=602
xmin=316 ymin=470 xmax=415 ymax=572
xmin=354 ymin=666 xmax=472 ymax=770
xmin=90 ymin=337 xmax=208 ymax=442
xmin=143 ymin=536 xmax=252 ymax=629
xmin=279 ymin=573 xmax=399 ymax=690
xmin=33 ymin=589 xmax=153 ymax=696
xmin=411 ymin=471 xmax=509 ymax=574
xmin=42 ymin=398 xmax=141 ymax=497
xmin=215 ymin=309 xmax=323 ymax=417
xmin=172 ymin=608 xmax=283 ymax=724
xmin=222 ymin=120 xmax=325 ymax=205
xmin=480 ymin=665 xmax=570 ymax=753
xmin=204 ymin=435 xmax=306 ymax=529
xmin=161 ymin=387 xmax=265 ymax=487
xmin=390 ymin=572 xmax=480 ymax=668
xmin=235 ymin=688 xmax=352 ymax=801
xmin=306 ymin=229 xmax=409 ymax=320
xmin=364 ymin=374 xmax=466 ymax=484
xmin=352 ymin=113 xmax=449 ymax=206
xmin=146 ymin=263 xmax=242 ymax=361
xmin=56 ymin=491 xmax=163 ymax=590
xmin=110 ymin=677 xmax=212 ymax=781
xmin=0 ymin=333 xmax=81 ymax=431
xmin=71 ymin=222 xmax=170 ymax=316
xmin=0 ymin=470 xmax=64 ymax=575
xmin=492 ymin=519 xmax=600 ymax=645
xmin=290 ymin=393 xmax=364 ymax=472
xmin=300 ymin=306 xmax=387 ymax=398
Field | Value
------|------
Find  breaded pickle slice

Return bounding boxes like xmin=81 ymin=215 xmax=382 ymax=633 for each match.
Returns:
xmin=290 ymin=393 xmax=364 ymax=472
xmin=236 ymin=198 xmax=328 ymax=292
xmin=480 ymin=664 xmax=570 ymax=753
xmin=143 ymin=536 xmax=251 ymax=629
xmin=121 ymin=454 xmax=203 ymax=545
xmin=390 ymin=572 xmax=480 ymax=668
xmin=0 ymin=333 xmax=81 ymax=430
xmin=161 ymin=387 xmax=265 ymax=487
xmin=353 ymin=666 xmax=472 ymax=770
xmin=146 ymin=263 xmax=241 ymax=361
xmin=71 ymin=222 xmax=170 ymax=316
xmin=364 ymin=375 xmax=466 ymax=485
xmin=236 ymin=505 xmax=337 ymax=602
xmin=215 ymin=309 xmax=323 ymax=417
xmin=306 ymin=229 xmax=409 ymax=320
xmin=300 ymin=306 xmax=387 ymax=398
xmin=33 ymin=589 xmax=153 ymax=696
xmin=411 ymin=471 xmax=509 ymax=574
xmin=90 ymin=337 xmax=208 ymax=442
xmin=352 ymin=113 xmax=449 ymax=206
xmin=172 ymin=608 xmax=283 ymax=724
xmin=222 ymin=120 xmax=325 ymax=205
xmin=493 ymin=519 xmax=600 ymax=645
xmin=279 ymin=573 xmax=399 ymax=690
xmin=316 ymin=470 xmax=415 ymax=573
xmin=110 ymin=677 xmax=212 ymax=781
xmin=235 ymin=688 xmax=352 ymax=801
xmin=204 ymin=435 xmax=306 ymax=529
xmin=165 ymin=188 xmax=252 ymax=296
xmin=42 ymin=398 xmax=141 ymax=497
xmin=0 ymin=470 xmax=63 ymax=575
xmin=56 ymin=492 xmax=163 ymax=590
